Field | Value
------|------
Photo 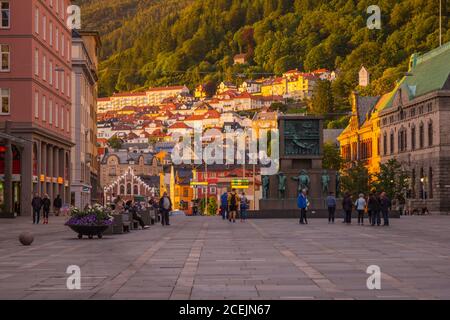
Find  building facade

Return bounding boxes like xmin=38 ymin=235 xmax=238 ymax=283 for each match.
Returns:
xmin=70 ymin=30 xmax=100 ymax=208
xmin=379 ymin=43 xmax=450 ymax=213
xmin=100 ymin=151 xmax=162 ymax=191
xmin=0 ymin=0 xmax=73 ymax=217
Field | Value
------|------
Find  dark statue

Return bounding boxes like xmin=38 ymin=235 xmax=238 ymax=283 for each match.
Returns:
xmin=277 ymin=172 xmax=287 ymax=199
xmin=321 ymin=170 xmax=330 ymax=195
xmin=292 ymin=170 xmax=310 ymax=193
xmin=262 ymin=175 xmax=270 ymax=199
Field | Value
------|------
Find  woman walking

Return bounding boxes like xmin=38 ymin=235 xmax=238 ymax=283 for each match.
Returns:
xmin=42 ymin=194 xmax=51 ymax=224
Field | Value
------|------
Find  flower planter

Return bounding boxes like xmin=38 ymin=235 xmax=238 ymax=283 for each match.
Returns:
xmin=67 ymin=225 xmax=109 ymax=239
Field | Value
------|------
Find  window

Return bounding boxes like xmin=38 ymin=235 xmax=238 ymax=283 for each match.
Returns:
xmin=34 ymin=92 xmax=39 ymax=118
xmin=55 ymin=27 xmax=59 ymax=51
xmin=390 ymin=132 xmax=394 ymax=154
xmin=55 ymin=66 xmax=59 ymax=89
xmin=419 ymin=123 xmax=424 ymax=148
xmin=49 ymin=21 xmax=53 ymax=46
xmin=410 ymin=108 xmax=416 ymax=117
xmin=427 ymin=103 xmax=433 ymax=112
xmin=42 ymin=15 xmax=46 ymax=41
xmin=67 ymin=75 xmax=70 ymax=97
xmin=66 ymin=110 xmax=69 ymax=132
xmin=60 ymin=107 xmax=64 ymax=130
xmin=34 ymin=49 xmax=39 ymax=75
xmin=1 ymin=2 xmax=10 ymax=28
xmin=0 ymin=88 xmax=9 ymax=114
xmin=49 ymin=99 xmax=52 ymax=124
xmin=55 ymin=103 xmax=58 ymax=127
xmin=61 ymin=70 xmax=64 ymax=94
xmin=35 ymin=7 xmax=39 ymax=34
xmin=411 ymin=126 xmax=416 ymax=150
xmin=428 ymin=122 xmax=433 ymax=147
xmin=42 ymin=55 xmax=46 ymax=81
xmin=61 ymin=34 xmax=64 ymax=57
xmin=0 ymin=44 xmax=9 ymax=71
xmin=49 ymin=60 xmax=53 ymax=85
xmin=42 ymin=95 xmax=46 ymax=121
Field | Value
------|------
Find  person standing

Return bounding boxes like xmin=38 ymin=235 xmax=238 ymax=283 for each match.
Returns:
xmin=380 ymin=192 xmax=391 ymax=226
xmin=369 ymin=193 xmax=381 ymax=226
xmin=240 ymin=192 xmax=249 ymax=222
xmin=159 ymin=192 xmax=172 ymax=226
xmin=355 ymin=193 xmax=367 ymax=226
xmin=42 ymin=194 xmax=51 ymax=224
xmin=53 ymin=194 xmax=62 ymax=217
xmin=297 ymin=189 xmax=308 ymax=225
xmin=342 ymin=193 xmax=353 ymax=224
xmin=326 ymin=192 xmax=337 ymax=224
xmin=31 ymin=193 xmax=42 ymax=224
xmin=228 ymin=189 xmax=239 ymax=223
xmin=220 ymin=191 xmax=229 ymax=220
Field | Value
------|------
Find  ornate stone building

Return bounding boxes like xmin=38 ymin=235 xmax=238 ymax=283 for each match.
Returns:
xmin=100 ymin=151 xmax=162 ymax=192
xmin=379 ymin=42 xmax=450 ymax=213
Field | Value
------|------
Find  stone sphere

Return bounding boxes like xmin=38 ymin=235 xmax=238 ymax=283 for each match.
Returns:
xmin=19 ymin=232 xmax=34 ymax=246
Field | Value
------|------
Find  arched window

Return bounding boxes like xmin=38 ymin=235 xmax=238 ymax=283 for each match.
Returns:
xmin=383 ymin=133 xmax=387 ymax=156
xmin=390 ymin=131 xmax=394 ymax=154
xmin=419 ymin=123 xmax=424 ymax=148
xmin=428 ymin=121 xmax=433 ymax=147
xmin=134 ymin=185 xmax=139 ymax=195
xmin=411 ymin=126 xmax=416 ymax=150
xmin=127 ymin=183 xmax=132 ymax=195
xmin=120 ymin=185 xmax=125 ymax=194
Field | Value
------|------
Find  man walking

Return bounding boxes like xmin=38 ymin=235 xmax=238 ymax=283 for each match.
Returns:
xmin=42 ymin=194 xmax=51 ymax=224
xmin=31 ymin=193 xmax=42 ymax=224
xmin=297 ymin=189 xmax=308 ymax=225
xmin=380 ymin=192 xmax=391 ymax=226
xmin=220 ymin=191 xmax=229 ymax=220
xmin=53 ymin=194 xmax=62 ymax=217
xmin=159 ymin=192 xmax=172 ymax=226
xmin=326 ymin=192 xmax=337 ymax=224
xmin=355 ymin=193 xmax=367 ymax=225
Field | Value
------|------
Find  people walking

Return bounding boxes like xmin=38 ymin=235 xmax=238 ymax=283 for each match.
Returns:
xmin=342 ymin=193 xmax=353 ymax=224
xmin=326 ymin=192 xmax=337 ymax=223
xmin=53 ymin=194 xmax=62 ymax=217
xmin=220 ymin=191 xmax=229 ymax=220
xmin=380 ymin=192 xmax=391 ymax=226
xmin=31 ymin=193 xmax=42 ymax=224
xmin=369 ymin=193 xmax=381 ymax=226
xmin=355 ymin=193 xmax=367 ymax=225
xmin=228 ymin=189 xmax=239 ymax=223
xmin=159 ymin=192 xmax=172 ymax=226
xmin=297 ymin=189 xmax=308 ymax=224
xmin=240 ymin=192 xmax=249 ymax=222
xmin=42 ymin=194 xmax=51 ymax=224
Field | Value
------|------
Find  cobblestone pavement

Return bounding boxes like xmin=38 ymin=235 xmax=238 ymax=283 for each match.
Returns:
xmin=0 ymin=215 xmax=449 ymax=300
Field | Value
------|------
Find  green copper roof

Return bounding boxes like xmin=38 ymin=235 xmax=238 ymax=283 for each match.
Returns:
xmin=385 ymin=41 xmax=450 ymax=109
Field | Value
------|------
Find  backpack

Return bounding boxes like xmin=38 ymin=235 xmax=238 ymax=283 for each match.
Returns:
xmin=230 ymin=194 xmax=237 ymax=207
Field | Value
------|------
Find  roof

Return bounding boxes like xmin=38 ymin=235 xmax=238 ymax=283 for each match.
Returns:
xmin=356 ymin=96 xmax=380 ymax=127
xmin=112 ymin=91 xmax=146 ymax=97
xmin=384 ymin=41 xmax=450 ymax=109
xmin=101 ymin=151 xmax=157 ymax=165
xmin=234 ymin=53 xmax=247 ymax=60
xmin=168 ymin=122 xmax=191 ymax=129
xmin=147 ymin=86 xmax=188 ymax=92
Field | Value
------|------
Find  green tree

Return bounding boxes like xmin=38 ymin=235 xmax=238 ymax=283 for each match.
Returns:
xmin=310 ymin=80 xmax=334 ymax=116
xmin=107 ymin=136 xmax=123 ymax=150
xmin=323 ymin=142 xmax=343 ymax=171
xmin=374 ymin=159 xmax=409 ymax=200
xmin=340 ymin=161 xmax=371 ymax=197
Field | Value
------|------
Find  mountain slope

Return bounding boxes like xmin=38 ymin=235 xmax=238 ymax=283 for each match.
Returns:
xmin=75 ymin=0 xmax=450 ymax=104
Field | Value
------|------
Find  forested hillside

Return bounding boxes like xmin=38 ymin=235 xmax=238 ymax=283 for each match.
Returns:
xmin=75 ymin=0 xmax=449 ymax=106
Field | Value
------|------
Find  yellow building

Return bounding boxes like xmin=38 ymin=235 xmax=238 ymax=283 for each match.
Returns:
xmin=261 ymin=78 xmax=287 ymax=97
xmin=252 ymin=111 xmax=279 ymax=138
xmin=194 ymin=84 xmax=207 ymax=99
xmin=337 ymin=91 xmax=394 ymax=175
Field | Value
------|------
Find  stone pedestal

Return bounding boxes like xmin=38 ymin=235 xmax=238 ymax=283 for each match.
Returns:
xmin=260 ymin=115 xmax=336 ymax=211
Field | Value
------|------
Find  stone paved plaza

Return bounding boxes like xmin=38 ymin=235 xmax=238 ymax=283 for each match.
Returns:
xmin=1 ymin=215 xmax=450 ymax=300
